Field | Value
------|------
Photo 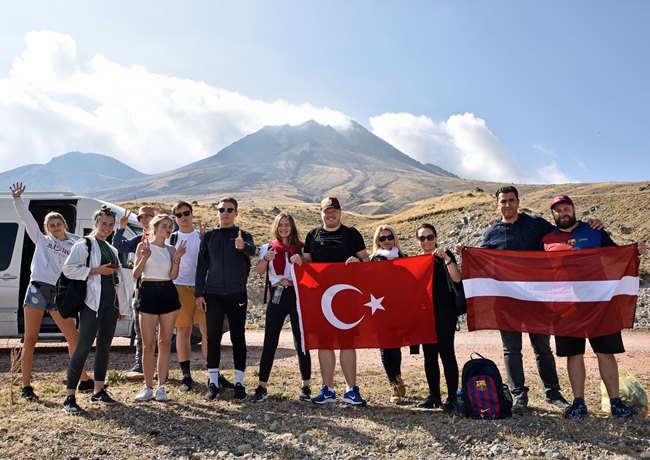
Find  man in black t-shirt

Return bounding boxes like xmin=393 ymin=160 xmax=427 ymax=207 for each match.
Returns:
xmin=291 ymin=196 xmax=370 ymax=405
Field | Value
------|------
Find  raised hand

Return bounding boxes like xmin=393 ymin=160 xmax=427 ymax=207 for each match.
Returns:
xmin=119 ymin=210 xmax=132 ymax=230
xmin=138 ymin=239 xmax=152 ymax=259
xmin=235 ymin=229 xmax=245 ymax=250
xmin=10 ymin=182 xmax=25 ymax=198
xmin=175 ymin=240 xmax=187 ymax=260
xmin=265 ymin=246 xmax=276 ymax=261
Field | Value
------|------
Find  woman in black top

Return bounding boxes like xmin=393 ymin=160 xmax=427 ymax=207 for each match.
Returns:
xmin=370 ymin=224 xmax=408 ymax=403
xmin=415 ymin=223 xmax=461 ymax=411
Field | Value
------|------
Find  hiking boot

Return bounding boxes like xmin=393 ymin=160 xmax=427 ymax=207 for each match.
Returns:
xmin=395 ymin=374 xmax=406 ymax=397
xmin=312 ymin=385 xmax=336 ymax=404
xmin=21 ymin=386 xmax=39 ymax=401
xmin=342 ymin=386 xmax=367 ymax=406
xmin=564 ymin=397 xmax=589 ymax=420
xmin=611 ymin=398 xmax=637 ymax=419
xmin=233 ymin=383 xmax=247 ymax=401
xmin=91 ymin=388 xmax=117 ymax=405
xmin=299 ymin=386 xmax=312 ymax=401
xmin=126 ymin=363 xmax=144 ymax=380
xmin=179 ymin=376 xmax=193 ymax=392
xmin=135 ymin=385 xmax=154 ymax=402
xmin=251 ymin=385 xmax=268 ymax=403
xmin=417 ymin=395 xmax=442 ymax=409
xmin=389 ymin=382 xmax=401 ymax=403
xmin=218 ymin=374 xmax=235 ymax=390
xmin=441 ymin=398 xmax=456 ymax=414
xmin=77 ymin=378 xmax=95 ymax=393
xmin=545 ymin=391 xmax=570 ymax=409
xmin=204 ymin=382 xmax=219 ymax=401
xmin=63 ymin=395 xmax=83 ymax=414
xmin=155 ymin=385 xmax=168 ymax=402
xmin=512 ymin=393 xmax=528 ymax=415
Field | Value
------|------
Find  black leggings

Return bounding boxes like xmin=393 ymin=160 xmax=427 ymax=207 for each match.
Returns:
xmin=380 ymin=348 xmax=402 ymax=382
xmin=422 ymin=308 xmax=458 ymax=400
xmin=258 ymin=286 xmax=311 ymax=383
xmin=67 ymin=278 xmax=119 ymax=390
xmin=205 ymin=292 xmax=247 ymax=372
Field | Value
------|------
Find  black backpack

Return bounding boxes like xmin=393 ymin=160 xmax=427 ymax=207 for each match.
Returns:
xmin=459 ymin=353 xmax=512 ymax=419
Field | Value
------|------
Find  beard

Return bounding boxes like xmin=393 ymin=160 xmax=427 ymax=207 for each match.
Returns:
xmin=555 ymin=215 xmax=577 ymax=229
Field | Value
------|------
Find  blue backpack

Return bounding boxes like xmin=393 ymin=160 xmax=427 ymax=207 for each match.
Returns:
xmin=459 ymin=353 xmax=512 ymax=419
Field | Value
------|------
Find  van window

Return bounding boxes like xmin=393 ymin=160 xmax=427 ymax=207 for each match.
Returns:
xmin=0 ymin=223 xmax=18 ymax=270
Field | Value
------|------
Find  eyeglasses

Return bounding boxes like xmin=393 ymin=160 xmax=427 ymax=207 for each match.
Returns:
xmin=174 ymin=210 xmax=191 ymax=218
xmin=378 ymin=234 xmax=395 ymax=242
xmin=218 ymin=207 xmax=236 ymax=214
xmin=417 ymin=235 xmax=436 ymax=242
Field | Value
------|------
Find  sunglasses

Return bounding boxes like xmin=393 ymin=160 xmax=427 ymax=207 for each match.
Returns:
xmin=218 ymin=207 xmax=236 ymax=214
xmin=417 ymin=235 xmax=436 ymax=242
xmin=174 ymin=210 xmax=191 ymax=218
xmin=378 ymin=234 xmax=395 ymax=242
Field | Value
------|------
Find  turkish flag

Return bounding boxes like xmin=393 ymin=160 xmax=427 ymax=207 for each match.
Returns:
xmin=462 ymin=245 xmax=640 ymax=338
xmin=292 ymin=254 xmax=436 ymax=350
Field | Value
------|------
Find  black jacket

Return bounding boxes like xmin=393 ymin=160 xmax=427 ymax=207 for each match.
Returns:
xmin=195 ymin=225 xmax=256 ymax=296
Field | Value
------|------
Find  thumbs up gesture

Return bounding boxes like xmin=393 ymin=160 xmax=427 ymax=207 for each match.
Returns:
xmin=235 ymin=229 xmax=245 ymax=250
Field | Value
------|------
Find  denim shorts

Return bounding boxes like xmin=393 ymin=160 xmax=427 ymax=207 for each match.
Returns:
xmin=24 ymin=281 xmax=57 ymax=312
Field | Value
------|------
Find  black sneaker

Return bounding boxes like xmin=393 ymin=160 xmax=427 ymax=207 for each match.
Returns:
xmin=78 ymin=378 xmax=95 ymax=393
xmin=545 ymin=391 xmax=570 ymax=409
xmin=251 ymin=385 xmax=268 ymax=403
xmin=204 ymin=382 xmax=219 ymax=401
xmin=233 ymin=383 xmax=247 ymax=401
xmin=441 ymin=399 xmax=456 ymax=414
xmin=218 ymin=374 xmax=235 ymax=389
xmin=417 ymin=395 xmax=442 ymax=409
xmin=91 ymin=388 xmax=117 ymax=405
xmin=299 ymin=386 xmax=312 ymax=401
xmin=611 ymin=398 xmax=637 ymax=419
xmin=63 ymin=395 xmax=83 ymax=414
xmin=179 ymin=375 xmax=193 ymax=392
xmin=21 ymin=386 xmax=39 ymax=401
xmin=512 ymin=393 xmax=528 ymax=415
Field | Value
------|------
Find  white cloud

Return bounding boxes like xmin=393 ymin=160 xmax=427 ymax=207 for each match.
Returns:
xmin=370 ymin=112 xmax=575 ymax=183
xmin=0 ymin=31 xmax=351 ymax=173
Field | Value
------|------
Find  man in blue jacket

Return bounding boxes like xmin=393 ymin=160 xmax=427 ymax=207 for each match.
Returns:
xmin=196 ymin=197 xmax=256 ymax=402
xmin=481 ymin=186 xmax=569 ymax=414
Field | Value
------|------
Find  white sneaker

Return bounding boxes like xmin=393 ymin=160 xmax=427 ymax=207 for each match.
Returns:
xmin=155 ymin=385 xmax=168 ymax=402
xmin=135 ymin=385 xmax=154 ymax=402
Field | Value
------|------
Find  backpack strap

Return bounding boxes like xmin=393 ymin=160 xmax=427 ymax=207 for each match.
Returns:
xmin=262 ymin=242 xmax=271 ymax=303
xmin=83 ymin=237 xmax=92 ymax=267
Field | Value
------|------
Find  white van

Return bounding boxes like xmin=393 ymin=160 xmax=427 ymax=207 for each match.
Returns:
xmin=0 ymin=191 xmax=141 ymax=339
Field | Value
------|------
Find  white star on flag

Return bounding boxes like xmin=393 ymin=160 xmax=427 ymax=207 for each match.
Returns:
xmin=364 ymin=294 xmax=385 ymax=315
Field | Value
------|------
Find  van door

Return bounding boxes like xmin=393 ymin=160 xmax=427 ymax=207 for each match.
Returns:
xmin=0 ymin=219 xmax=23 ymax=337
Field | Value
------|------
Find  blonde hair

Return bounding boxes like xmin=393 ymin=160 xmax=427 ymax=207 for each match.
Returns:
xmin=371 ymin=224 xmax=403 ymax=257
xmin=43 ymin=212 xmax=68 ymax=236
xmin=149 ymin=214 xmax=174 ymax=236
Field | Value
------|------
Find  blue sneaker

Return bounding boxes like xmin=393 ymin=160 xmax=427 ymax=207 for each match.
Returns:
xmin=611 ymin=398 xmax=637 ymax=419
xmin=311 ymin=385 xmax=336 ymax=404
xmin=564 ymin=397 xmax=589 ymax=420
xmin=342 ymin=386 xmax=367 ymax=406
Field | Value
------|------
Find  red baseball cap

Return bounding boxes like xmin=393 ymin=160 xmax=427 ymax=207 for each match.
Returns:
xmin=320 ymin=196 xmax=341 ymax=211
xmin=550 ymin=194 xmax=574 ymax=209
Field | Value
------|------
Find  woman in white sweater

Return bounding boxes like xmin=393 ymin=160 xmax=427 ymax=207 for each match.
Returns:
xmin=10 ymin=182 xmax=92 ymax=401
xmin=61 ymin=205 xmax=131 ymax=413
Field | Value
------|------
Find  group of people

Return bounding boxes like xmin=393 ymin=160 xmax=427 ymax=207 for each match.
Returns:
xmin=12 ymin=181 xmax=645 ymax=419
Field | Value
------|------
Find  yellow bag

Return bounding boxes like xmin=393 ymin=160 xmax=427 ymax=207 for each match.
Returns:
xmin=600 ymin=370 xmax=648 ymax=417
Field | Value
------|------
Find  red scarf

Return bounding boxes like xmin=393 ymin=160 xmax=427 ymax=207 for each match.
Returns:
xmin=270 ymin=239 xmax=303 ymax=276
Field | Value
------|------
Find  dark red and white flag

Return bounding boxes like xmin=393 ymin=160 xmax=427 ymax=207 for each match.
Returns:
xmin=462 ymin=245 xmax=640 ymax=338
xmin=292 ymin=254 xmax=436 ymax=350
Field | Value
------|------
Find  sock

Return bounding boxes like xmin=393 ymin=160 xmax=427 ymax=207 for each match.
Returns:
xmin=235 ymin=370 xmax=245 ymax=385
xmin=208 ymin=368 xmax=220 ymax=386
xmin=180 ymin=360 xmax=191 ymax=378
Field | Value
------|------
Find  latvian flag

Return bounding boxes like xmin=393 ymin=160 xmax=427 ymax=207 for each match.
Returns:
xmin=462 ymin=245 xmax=640 ymax=338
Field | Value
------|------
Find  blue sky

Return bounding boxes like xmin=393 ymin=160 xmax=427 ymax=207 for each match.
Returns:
xmin=1 ymin=1 xmax=649 ymax=183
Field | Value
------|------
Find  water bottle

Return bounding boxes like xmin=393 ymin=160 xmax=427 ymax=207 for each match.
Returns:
xmin=456 ymin=389 xmax=466 ymax=417
xmin=271 ymin=285 xmax=284 ymax=304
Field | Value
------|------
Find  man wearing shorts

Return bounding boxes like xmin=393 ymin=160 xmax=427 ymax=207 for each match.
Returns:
xmin=170 ymin=201 xmax=208 ymax=392
xmin=543 ymin=194 xmax=647 ymax=419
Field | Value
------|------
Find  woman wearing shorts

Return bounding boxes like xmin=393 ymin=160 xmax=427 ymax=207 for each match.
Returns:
xmin=133 ymin=214 xmax=186 ymax=402
xmin=10 ymin=182 xmax=93 ymax=401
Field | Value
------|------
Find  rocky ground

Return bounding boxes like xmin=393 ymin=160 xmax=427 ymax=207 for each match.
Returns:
xmin=1 ymin=330 xmax=650 ymax=460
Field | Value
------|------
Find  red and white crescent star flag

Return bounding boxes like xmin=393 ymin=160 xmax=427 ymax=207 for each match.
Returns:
xmin=292 ymin=254 xmax=436 ymax=350
xmin=462 ymin=245 xmax=640 ymax=338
